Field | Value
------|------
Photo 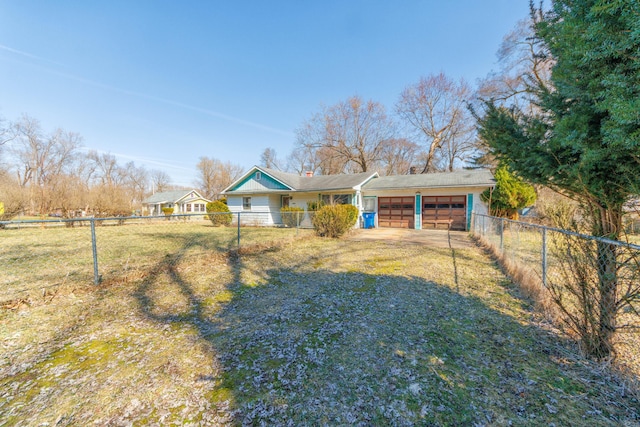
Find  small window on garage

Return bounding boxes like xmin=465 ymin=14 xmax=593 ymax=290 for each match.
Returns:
xmin=363 ymin=197 xmax=376 ymax=212
xmin=243 ymin=197 xmax=252 ymax=210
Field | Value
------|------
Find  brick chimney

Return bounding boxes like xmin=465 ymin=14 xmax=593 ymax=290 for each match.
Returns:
xmin=409 ymin=166 xmax=416 ymax=175
xmin=305 ymin=171 xmax=314 ymax=177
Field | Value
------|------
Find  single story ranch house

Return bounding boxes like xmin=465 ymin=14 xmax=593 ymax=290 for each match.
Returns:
xmin=222 ymin=166 xmax=495 ymax=231
xmin=142 ymin=190 xmax=211 ymax=216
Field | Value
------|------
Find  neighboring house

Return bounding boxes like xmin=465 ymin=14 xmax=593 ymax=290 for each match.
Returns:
xmin=142 ymin=190 xmax=211 ymax=216
xmin=222 ymin=166 xmax=495 ymax=231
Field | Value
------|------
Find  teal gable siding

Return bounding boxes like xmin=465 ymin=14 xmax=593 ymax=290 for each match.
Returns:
xmin=229 ymin=171 xmax=291 ymax=192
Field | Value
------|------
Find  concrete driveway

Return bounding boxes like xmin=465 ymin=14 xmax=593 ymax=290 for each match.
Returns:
xmin=347 ymin=227 xmax=474 ymax=249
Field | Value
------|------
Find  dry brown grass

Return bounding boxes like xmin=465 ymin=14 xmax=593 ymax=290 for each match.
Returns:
xmin=472 ymin=233 xmax=640 ymax=397
xmin=1 ymin=230 xmax=639 ymax=425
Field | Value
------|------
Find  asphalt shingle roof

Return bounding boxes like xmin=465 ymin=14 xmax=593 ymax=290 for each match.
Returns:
xmin=143 ymin=190 xmax=200 ymax=204
xmin=260 ymin=168 xmax=378 ymax=192
xmin=362 ymin=169 xmax=495 ymax=190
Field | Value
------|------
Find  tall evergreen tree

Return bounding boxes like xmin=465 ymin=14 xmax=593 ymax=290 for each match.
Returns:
xmin=476 ymin=0 xmax=640 ymax=358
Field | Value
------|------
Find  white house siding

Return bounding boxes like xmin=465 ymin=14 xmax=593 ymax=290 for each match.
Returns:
xmin=471 ymin=192 xmax=489 ymax=216
xmin=288 ymin=193 xmax=319 ymax=211
xmin=267 ymin=194 xmax=283 ymax=225
xmin=226 ymin=195 xmax=279 ymax=226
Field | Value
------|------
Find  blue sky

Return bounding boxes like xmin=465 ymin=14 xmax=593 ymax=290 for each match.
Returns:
xmin=0 ymin=1 xmax=531 ymax=187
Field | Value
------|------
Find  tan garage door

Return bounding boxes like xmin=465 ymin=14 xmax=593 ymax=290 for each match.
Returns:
xmin=422 ymin=196 xmax=466 ymax=230
xmin=378 ymin=197 xmax=414 ymax=228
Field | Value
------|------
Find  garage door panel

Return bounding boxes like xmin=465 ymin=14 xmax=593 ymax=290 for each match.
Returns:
xmin=378 ymin=197 xmax=414 ymax=228
xmin=422 ymin=195 xmax=467 ymax=230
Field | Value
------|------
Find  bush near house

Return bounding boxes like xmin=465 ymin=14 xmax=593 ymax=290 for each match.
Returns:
xmin=161 ymin=207 xmax=174 ymax=220
xmin=280 ymin=207 xmax=304 ymax=228
xmin=481 ymin=166 xmax=536 ymax=220
xmin=206 ymin=201 xmax=232 ymax=226
xmin=312 ymin=204 xmax=358 ymax=238
xmin=306 ymin=200 xmax=325 ymax=211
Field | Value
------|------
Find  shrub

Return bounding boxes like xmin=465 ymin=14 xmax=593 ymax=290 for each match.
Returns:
xmin=206 ymin=201 xmax=232 ymax=226
xmin=342 ymin=204 xmax=359 ymax=228
xmin=161 ymin=207 xmax=174 ymax=220
xmin=306 ymin=200 xmax=325 ymax=211
xmin=280 ymin=206 xmax=304 ymax=228
xmin=312 ymin=204 xmax=358 ymax=238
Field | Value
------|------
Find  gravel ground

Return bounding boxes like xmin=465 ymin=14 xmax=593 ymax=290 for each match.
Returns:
xmin=1 ymin=233 xmax=639 ymax=426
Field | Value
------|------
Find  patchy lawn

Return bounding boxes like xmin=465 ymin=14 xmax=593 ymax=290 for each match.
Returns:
xmin=1 ymin=234 xmax=638 ymax=425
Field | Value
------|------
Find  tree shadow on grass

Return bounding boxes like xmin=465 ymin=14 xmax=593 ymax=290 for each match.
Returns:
xmin=132 ymin=238 xmax=640 ymax=426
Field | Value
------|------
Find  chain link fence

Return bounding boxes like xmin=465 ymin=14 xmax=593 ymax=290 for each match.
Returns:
xmin=1 ymin=212 xmax=314 ymax=305
xmin=471 ymin=213 xmax=640 ymax=377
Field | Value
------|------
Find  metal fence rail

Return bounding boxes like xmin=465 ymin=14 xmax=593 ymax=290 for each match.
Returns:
xmin=472 ymin=213 xmax=640 ymax=288
xmin=471 ymin=212 xmax=640 ymax=374
xmin=1 ymin=212 xmax=313 ymax=302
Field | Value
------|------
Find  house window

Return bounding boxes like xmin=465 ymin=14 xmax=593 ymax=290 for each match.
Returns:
xmin=256 ymin=172 xmax=262 ymax=181
xmin=282 ymin=196 xmax=291 ymax=208
xmin=333 ymin=194 xmax=350 ymax=205
xmin=363 ymin=197 xmax=376 ymax=212
xmin=186 ymin=204 xmax=192 ymax=212
xmin=243 ymin=197 xmax=252 ymax=210
xmin=321 ymin=194 xmax=351 ymax=205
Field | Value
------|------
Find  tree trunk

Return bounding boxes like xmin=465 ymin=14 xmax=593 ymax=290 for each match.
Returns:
xmin=589 ymin=205 xmax=622 ymax=359
xmin=594 ymin=240 xmax=617 ymax=358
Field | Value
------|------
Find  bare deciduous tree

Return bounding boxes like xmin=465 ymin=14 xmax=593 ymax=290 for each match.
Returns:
xmin=195 ymin=156 xmax=243 ymax=199
xmin=286 ymin=144 xmax=321 ymax=175
xmin=0 ymin=169 xmax=26 ymax=221
xmin=260 ymin=147 xmax=282 ymax=170
xmin=150 ymin=169 xmax=172 ymax=193
xmin=122 ymin=162 xmax=149 ymax=211
xmin=294 ymin=95 xmax=396 ymax=174
xmin=396 ymin=73 xmax=475 ymax=173
xmin=476 ymin=13 xmax=552 ymax=114
xmin=86 ymin=150 xmax=123 ymax=186
xmin=0 ymin=116 xmax=15 ymax=156
xmin=10 ymin=115 xmax=82 ymax=214
xmin=378 ymin=138 xmax=420 ymax=176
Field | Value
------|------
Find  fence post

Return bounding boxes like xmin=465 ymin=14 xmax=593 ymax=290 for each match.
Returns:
xmin=471 ymin=212 xmax=475 ymax=234
xmin=541 ymin=227 xmax=548 ymax=287
xmin=296 ymin=210 xmax=300 ymax=235
xmin=237 ymin=212 xmax=241 ymax=248
xmin=90 ymin=218 xmax=100 ymax=285
xmin=500 ymin=217 xmax=505 ymax=253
